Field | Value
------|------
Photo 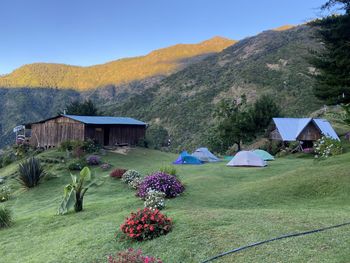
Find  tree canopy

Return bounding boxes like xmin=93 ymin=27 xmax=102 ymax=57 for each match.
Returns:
xmin=65 ymin=100 xmax=100 ymax=116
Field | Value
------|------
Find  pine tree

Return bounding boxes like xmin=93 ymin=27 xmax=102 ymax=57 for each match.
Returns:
xmin=309 ymin=0 xmax=350 ymax=104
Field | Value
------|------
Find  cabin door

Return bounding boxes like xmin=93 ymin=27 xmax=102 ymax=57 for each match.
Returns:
xmin=104 ymin=127 xmax=110 ymax=146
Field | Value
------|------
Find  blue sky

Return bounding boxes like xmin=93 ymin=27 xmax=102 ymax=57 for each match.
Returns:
xmin=0 ymin=0 xmax=327 ymax=74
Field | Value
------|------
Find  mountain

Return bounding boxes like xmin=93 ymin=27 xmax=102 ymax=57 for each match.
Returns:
xmin=0 ymin=37 xmax=235 ymax=91
xmin=104 ymin=25 xmax=323 ymax=151
xmin=0 ymin=26 xmax=324 ymax=150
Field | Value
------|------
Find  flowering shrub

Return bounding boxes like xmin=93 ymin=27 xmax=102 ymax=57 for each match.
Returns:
xmin=110 ymin=168 xmax=127 ymax=179
xmin=86 ymin=155 xmax=101 ymax=165
xmin=144 ymin=190 xmax=165 ymax=210
xmin=128 ymin=177 xmax=143 ymax=190
xmin=137 ymin=172 xmax=184 ymax=199
xmin=108 ymin=248 xmax=162 ymax=263
xmin=120 ymin=208 xmax=172 ymax=241
xmin=100 ymin=163 xmax=112 ymax=171
xmin=122 ymin=170 xmax=142 ymax=184
xmin=0 ymin=185 xmax=11 ymax=202
xmin=314 ymin=136 xmax=342 ymax=160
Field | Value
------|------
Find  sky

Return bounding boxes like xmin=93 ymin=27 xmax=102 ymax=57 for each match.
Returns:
xmin=0 ymin=0 xmax=329 ymax=74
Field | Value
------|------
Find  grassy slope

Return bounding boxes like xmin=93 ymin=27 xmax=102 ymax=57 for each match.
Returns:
xmin=1 ymin=148 xmax=350 ymax=262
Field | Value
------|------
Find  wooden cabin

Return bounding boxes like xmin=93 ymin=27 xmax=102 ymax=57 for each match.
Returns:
xmin=270 ymin=118 xmax=339 ymax=147
xmin=25 ymin=115 xmax=147 ymax=148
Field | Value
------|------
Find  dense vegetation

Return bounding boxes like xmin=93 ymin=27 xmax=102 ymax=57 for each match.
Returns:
xmin=0 ymin=37 xmax=235 ymax=90
xmin=106 ymin=25 xmax=323 ymax=151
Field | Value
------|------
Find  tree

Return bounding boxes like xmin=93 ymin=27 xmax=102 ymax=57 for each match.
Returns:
xmin=250 ymin=94 xmax=280 ymax=132
xmin=213 ymin=96 xmax=255 ymax=151
xmin=309 ymin=0 xmax=350 ymax=104
xmin=64 ymin=99 xmax=100 ymax=116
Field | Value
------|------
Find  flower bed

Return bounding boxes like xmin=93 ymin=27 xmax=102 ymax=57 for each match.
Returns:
xmin=119 ymin=208 xmax=172 ymax=241
xmin=110 ymin=168 xmax=127 ymax=179
xmin=108 ymin=248 xmax=162 ymax=263
xmin=122 ymin=170 xmax=142 ymax=184
xmin=137 ymin=172 xmax=184 ymax=199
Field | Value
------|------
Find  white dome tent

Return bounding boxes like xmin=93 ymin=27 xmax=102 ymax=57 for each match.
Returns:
xmin=226 ymin=151 xmax=267 ymax=167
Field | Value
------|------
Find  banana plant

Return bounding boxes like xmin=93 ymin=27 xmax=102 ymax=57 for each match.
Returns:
xmin=58 ymin=166 xmax=95 ymax=215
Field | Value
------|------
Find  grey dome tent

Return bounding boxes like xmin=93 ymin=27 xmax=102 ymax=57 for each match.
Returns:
xmin=226 ymin=151 xmax=267 ymax=167
xmin=192 ymin=147 xmax=220 ymax=162
xmin=252 ymin=149 xmax=275 ymax=161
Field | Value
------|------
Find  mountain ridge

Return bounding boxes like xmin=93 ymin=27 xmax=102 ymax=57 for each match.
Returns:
xmin=0 ymin=36 xmax=236 ymax=91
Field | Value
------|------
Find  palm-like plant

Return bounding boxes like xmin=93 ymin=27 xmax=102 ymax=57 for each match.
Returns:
xmin=18 ymin=157 xmax=46 ymax=188
xmin=58 ymin=167 xmax=95 ymax=214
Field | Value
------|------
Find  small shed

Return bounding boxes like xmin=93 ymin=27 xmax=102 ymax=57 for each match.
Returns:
xmin=270 ymin=118 xmax=339 ymax=146
xmin=25 ymin=114 xmax=147 ymax=148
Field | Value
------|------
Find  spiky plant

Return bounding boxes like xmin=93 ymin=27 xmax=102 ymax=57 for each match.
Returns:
xmin=0 ymin=205 xmax=12 ymax=228
xmin=18 ymin=157 xmax=46 ymax=188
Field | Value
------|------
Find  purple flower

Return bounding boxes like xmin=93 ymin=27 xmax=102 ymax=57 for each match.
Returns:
xmin=86 ymin=155 xmax=101 ymax=165
xmin=137 ymin=172 xmax=185 ymax=199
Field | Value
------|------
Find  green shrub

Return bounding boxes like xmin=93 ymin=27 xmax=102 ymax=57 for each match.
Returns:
xmin=68 ymin=159 xmax=87 ymax=171
xmin=121 ymin=170 xmax=142 ymax=184
xmin=83 ymin=138 xmax=101 ymax=153
xmin=144 ymin=190 xmax=166 ymax=210
xmin=0 ymin=186 xmax=11 ymax=202
xmin=0 ymin=205 xmax=12 ymax=228
xmin=1 ymin=154 xmax=15 ymax=168
xmin=159 ymin=165 xmax=177 ymax=176
xmin=314 ymin=136 xmax=343 ymax=159
xmin=60 ymin=140 xmax=84 ymax=152
xmin=18 ymin=157 xmax=46 ymax=188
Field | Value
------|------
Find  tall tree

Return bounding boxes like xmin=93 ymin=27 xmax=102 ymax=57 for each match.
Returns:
xmin=65 ymin=100 xmax=100 ymax=116
xmin=309 ymin=0 xmax=350 ymax=104
xmin=213 ymin=96 xmax=255 ymax=151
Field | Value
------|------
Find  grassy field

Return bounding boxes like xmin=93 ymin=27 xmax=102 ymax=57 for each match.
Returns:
xmin=1 ymin=148 xmax=350 ymax=262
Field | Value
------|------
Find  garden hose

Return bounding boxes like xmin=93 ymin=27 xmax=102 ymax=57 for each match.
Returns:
xmin=201 ymin=221 xmax=350 ymax=262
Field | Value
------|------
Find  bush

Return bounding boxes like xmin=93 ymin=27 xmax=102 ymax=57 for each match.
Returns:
xmin=100 ymin=163 xmax=112 ymax=171
xmin=108 ymin=248 xmax=162 ymax=263
xmin=110 ymin=168 xmax=127 ymax=179
xmin=0 ymin=186 xmax=11 ymax=202
xmin=60 ymin=140 xmax=84 ymax=152
xmin=159 ymin=166 xmax=177 ymax=176
xmin=314 ymin=136 xmax=343 ymax=159
xmin=122 ymin=170 xmax=142 ymax=184
xmin=144 ymin=190 xmax=165 ymax=210
xmin=128 ymin=177 xmax=143 ymax=190
xmin=18 ymin=157 xmax=46 ymax=188
xmin=0 ymin=205 xmax=12 ymax=228
xmin=68 ymin=159 xmax=87 ymax=171
xmin=119 ymin=208 xmax=172 ymax=241
xmin=86 ymin=155 xmax=101 ymax=165
xmin=137 ymin=172 xmax=184 ymax=199
xmin=83 ymin=138 xmax=101 ymax=153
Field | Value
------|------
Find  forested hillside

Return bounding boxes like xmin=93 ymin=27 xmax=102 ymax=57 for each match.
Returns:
xmin=0 ymin=37 xmax=235 ymax=90
xmin=105 ymin=25 xmax=323 ymax=151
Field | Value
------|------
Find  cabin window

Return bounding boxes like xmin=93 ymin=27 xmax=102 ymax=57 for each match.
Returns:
xmin=95 ymin=128 xmax=102 ymax=132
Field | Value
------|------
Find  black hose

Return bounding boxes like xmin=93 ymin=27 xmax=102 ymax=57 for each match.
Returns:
xmin=201 ymin=221 xmax=350 ymax=263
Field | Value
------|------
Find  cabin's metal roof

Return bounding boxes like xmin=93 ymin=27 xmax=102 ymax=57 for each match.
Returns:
xmin=63 ymin=115 xmax=146 ymax=125
xmin=272 ymin=118 xmax=339 ymax=141
xmin=26 ymin=115 xmax=146 ymax=126
xmin=313 ymin=119 xmax=340 ymax=140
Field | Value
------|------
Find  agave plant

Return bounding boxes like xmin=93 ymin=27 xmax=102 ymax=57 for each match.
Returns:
xmin=18 ymin=157 xmax=46 ymax=188
xmin=58 ymin=167 xmax=96 ymax=214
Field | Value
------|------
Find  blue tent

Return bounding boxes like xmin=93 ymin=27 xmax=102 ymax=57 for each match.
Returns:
xmin=173 ymin=151 xmax=202 ymax=165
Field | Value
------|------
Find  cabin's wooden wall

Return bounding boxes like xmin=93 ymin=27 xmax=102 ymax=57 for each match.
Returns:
xmin=29 ymin=117 xmax=84 ymax=147
xmin=85 ymin=124 xmax=146 ymax=146
xmin=297 ymin=122 xmax=321 ymax=141
xmin=270 ymin=128 xmax=283 ymax=140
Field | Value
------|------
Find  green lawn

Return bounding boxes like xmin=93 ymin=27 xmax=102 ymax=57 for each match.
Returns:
xmin=1 ymin=148 xmax=350 ymax=262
